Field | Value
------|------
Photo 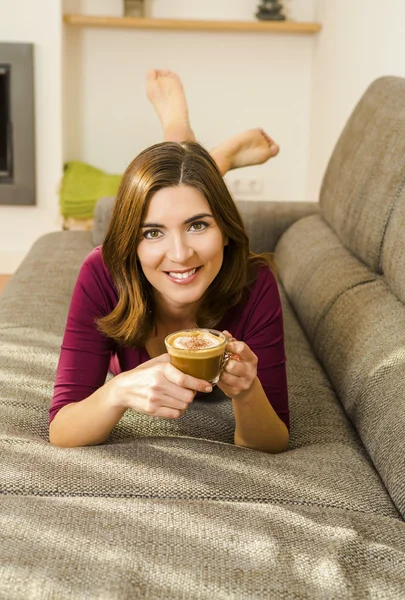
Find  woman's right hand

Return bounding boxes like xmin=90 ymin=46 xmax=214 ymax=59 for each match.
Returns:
xmin=108 ymin=353 xmax=212 ymax=419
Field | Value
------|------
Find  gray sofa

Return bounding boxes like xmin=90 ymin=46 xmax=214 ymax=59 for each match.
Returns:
xmin=1 ymin=76 xmax=405 ymax=599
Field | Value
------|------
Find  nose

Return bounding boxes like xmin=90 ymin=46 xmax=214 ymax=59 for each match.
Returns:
xmin=166 ymin=233 xmax=194 ymax=264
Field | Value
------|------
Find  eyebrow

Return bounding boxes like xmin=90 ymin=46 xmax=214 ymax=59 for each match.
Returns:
xmin=141 ymin=213 xmax=214 ymax=228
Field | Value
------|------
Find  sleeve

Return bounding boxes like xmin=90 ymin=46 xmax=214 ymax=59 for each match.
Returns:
xmin=49 ymin=254 xmax=116 ymax=423
xmin=242 ymin=267 xmax=290 ymax=430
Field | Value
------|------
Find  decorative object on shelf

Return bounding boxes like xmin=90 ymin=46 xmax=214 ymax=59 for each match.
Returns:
xmin=256 ymin=1 xmax=286 ymax=21
xmin=123 ymin=0 xmax=145 ymax=18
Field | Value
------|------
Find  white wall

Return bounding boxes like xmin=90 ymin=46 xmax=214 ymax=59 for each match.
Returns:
xmin=63 ymin=0 xmax=318 ymax=208
xmin=0 ymin=0 xmax=63 ymax=272
xmin=307 ymin=0 xmax=405 ymax=200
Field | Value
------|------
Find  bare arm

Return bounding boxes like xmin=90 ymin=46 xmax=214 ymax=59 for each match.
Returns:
xmin=218 ymin=335 xmax=289 ymax=454
xmin=232 ymin=377 xmax=289 ymax=453
xmin=49 ymin=377 xmax=126 ymax=448
xmin=49 ymin=354 xmax=212 ymax=448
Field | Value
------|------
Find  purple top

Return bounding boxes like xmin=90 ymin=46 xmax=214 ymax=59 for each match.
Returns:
xmin=50 ymin=247 xmax=289 ymax=429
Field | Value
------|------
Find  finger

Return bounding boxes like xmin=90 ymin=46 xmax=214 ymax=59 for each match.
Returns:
xmin=219 ymin=369 xmax=248 ymax=392
xmin=146 ymin=392 xmax=191 ymax=416
xmin=153 ymin=406 xmax=184 ymax=419
xmin=223 ymin=358 xmax=246 ymax=377
xmin=225 ymin=351 xmax=241 ymax=363
xmin=222 ymin=330 xmax=235 ymax=340
xmin=225 ymin=340 xmax=256 ymax=363
xmin=161 ymin=382 xmax=196 ymax=405
xmin=160 ymin=393 xmax=191 ymax=411
xmin=217 ymin=375 xmax=238 ymax=398
xmin=165 ymin=363 xmax=213 ymax=393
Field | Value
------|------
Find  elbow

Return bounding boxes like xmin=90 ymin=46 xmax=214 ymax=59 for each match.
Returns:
xmin=49 ymin=422 xmax=107 ymax=448
xmin=49 ymin=421 xmax=77 ymax=448
xmin=234 ymin=440 xmax=289 ymax=454
xmin=234 ymin=428 xmax=289 ymax=454
xmin=48 ymin=423 xmax=61 ymax=447
xmin=269 ymin=434 xmax=289 ymax=454
xmin=271 ymin=425 xmax=290 ymax=454
xmin=48 ymin=415 xmax=67 ymax=448
xmin=49 ymin=429 xmax=73 ymax=448
xmin=49 ymin=410 xmax=81 ymax=448
xmin=49 ymin=434 xmax=87 ymax=449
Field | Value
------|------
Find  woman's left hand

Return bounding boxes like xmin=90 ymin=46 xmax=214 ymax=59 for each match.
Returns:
xmin=217 ymin=331 xmax=258 ymax=401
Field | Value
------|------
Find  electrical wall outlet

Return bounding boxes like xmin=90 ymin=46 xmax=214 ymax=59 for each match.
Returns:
xmin=227 ymin=177 xmax=264 ymax=198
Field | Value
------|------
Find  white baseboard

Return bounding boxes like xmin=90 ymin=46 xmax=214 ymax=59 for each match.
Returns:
xmin=0 ymin=250 xmax=27 ymax=274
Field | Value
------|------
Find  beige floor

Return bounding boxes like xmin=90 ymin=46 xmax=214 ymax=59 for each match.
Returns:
xmin=0 ymin=275 xmax=11 ymax=295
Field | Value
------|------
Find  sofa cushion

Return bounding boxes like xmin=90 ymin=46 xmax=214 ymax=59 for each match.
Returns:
xmin=276 ymin=210 xmax=405 ymax=519
xmin=319 ymin=76 xmax=405 ymax=273
xmin=313 ymin=278 xmax=405 ymax=519
xmin=1 ymin=495 xmax=405 ymax=600
xmin=276 ymin=214 xmax=376 ymax=343
xmin=0 ymin=231 xmax=94 ymax=332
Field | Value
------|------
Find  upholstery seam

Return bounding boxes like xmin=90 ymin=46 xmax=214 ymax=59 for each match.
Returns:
xmin=377 ymin=172 xmax=405 ymax=274
xmin=0 ymin=489 xmax=400 ymax=520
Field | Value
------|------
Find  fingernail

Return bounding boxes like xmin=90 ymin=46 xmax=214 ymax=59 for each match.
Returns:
xmin=205 ymin=386 xmax=212 ymax=393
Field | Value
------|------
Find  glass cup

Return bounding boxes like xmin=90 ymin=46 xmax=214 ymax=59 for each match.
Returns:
xmin=164 ymin=328 xmax=230 ymax=385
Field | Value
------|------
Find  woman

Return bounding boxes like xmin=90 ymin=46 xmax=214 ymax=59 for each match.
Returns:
xmin=49 ymin=71 xmax=289 ymax=452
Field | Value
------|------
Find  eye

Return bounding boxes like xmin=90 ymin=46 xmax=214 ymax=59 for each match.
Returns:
xmin=143 ymin=229 xmax=163 ymax=240
xmin=189 ymin=221 xmax=208 ymax=232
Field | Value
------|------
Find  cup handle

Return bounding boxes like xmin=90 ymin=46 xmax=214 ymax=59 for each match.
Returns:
xmin=210 ymin=352 xmax=231 ymax=389
xmin=220 ymin=351 xmax=231 ymax=371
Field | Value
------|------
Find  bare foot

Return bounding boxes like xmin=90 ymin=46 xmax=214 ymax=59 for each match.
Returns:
xmin=210 ymin=129 xmax=279 ymax=175
xmin=146 ymin=69 xmax=195 ymax=143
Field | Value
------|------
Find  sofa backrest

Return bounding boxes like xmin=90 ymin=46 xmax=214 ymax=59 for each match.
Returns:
xmin=276 ymin=76 xmax=405 ymax=518
xmin=320 ymin=76 xmax=405 ymax=276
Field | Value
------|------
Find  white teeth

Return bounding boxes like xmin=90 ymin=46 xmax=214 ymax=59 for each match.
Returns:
xmin=169 ymin=268 xmax=197 ymax=279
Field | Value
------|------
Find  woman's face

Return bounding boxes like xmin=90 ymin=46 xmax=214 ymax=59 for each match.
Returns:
xmin=137 ymin=185 xmax=227 ymax=312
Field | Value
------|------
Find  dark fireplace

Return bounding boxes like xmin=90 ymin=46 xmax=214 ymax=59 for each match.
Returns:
xmin=0 ymin=65 xmax=12 ymax=180
xmin=0 ymin=43 xmax=35 ymax=205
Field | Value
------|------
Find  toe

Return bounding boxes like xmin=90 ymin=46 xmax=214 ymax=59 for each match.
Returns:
xmin=270 ymin=143 xmax=279 ymax=156
xmin=259 ymin=129 xmax=273 ymax=145
xmin=146 ymin=69 xmax=158 ymax=80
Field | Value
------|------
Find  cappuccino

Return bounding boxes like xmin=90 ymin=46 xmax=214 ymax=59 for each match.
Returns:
xmin=165 ymin=329 xmax=227 ymax=384
xmin=171 ymin=330 xmax=221 ymax=351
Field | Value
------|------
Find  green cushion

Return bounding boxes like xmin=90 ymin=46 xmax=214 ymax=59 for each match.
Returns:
xmin=60 ymin=162 xmax=121 ymax=219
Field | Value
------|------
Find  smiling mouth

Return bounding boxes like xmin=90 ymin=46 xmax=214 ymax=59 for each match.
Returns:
xmin=165 ymin=266 xmax=202 ymax=280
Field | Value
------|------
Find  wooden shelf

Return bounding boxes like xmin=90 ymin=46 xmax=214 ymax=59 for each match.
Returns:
xmin=63 ymin=14 xmax=321 ymax=35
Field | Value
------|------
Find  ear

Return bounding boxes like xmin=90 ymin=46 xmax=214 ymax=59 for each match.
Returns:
xmin=223 ymin=234 xmax=229 ymax=247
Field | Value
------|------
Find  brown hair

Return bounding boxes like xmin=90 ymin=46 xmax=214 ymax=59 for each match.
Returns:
xmin=98 ymin=141 xmax=275 ymax=347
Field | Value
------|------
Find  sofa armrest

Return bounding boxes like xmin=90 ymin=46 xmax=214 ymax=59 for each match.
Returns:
xmin=92 ymin=196 xmax=115 ymax=246
xmin=237 ymin=200 xmax=320 ymax=253
xmin=91 ymin=196 xmax=320 ymax=252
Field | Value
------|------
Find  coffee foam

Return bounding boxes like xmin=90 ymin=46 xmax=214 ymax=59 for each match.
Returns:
xmin=172 ymin=330 xmax=221 ymax=351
